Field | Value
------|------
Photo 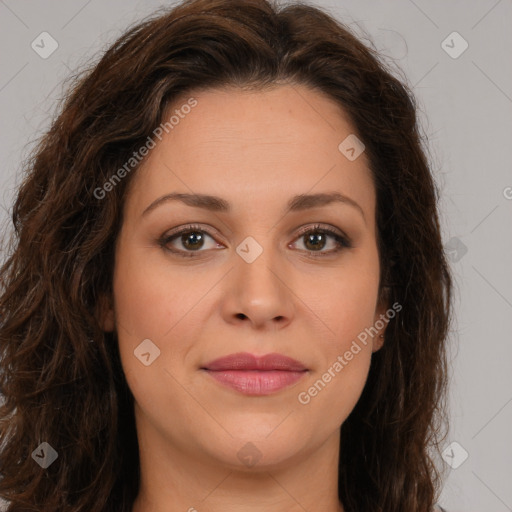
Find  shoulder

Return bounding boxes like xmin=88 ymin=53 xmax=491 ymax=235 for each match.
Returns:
xmin=433 ymin=505 xmax=448 ymax=512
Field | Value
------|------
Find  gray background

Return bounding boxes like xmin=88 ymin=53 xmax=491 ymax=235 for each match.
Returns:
xmin=0 ymin=1 xmax=511 ymax=511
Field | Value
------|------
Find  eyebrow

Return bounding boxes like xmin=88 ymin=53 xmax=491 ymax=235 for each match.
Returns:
xmin=142 ymin=191 xmax=365 ymax=222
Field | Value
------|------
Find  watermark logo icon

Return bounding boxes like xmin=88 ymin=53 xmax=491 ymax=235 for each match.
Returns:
xmin=236 ymin=236 xmax=263 ymax=264
xmin=134 ymin=338 xmax=161 ymax=366
xmin=441 ymin=31 xmax=468 ymax=59
xmin=442 ymin=441 xmax=469 ymax=469
xmin=237 ymin=442 xmax=262 ymax=467
xmin=338 ymin=134 xmax=365 ymax=161
xmin=445 ymin=236 xmax=468 ymax=263
xmin=31 ymin=32 xmax=59 ymax=59
xmin=31 ymin=442 xmax=58 ymax=468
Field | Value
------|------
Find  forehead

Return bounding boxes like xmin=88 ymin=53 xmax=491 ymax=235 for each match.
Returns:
xmin=125 ymin=84 xmax=375 ymax=221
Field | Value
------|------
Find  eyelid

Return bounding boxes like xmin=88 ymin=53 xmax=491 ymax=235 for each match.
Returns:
xmin=162 ymin=223 xmax=223 ymax=242
xmin=162 ymin=222 xmax=347 ymax=240
xmin=294 ymin=222 xmax=348 ymax=240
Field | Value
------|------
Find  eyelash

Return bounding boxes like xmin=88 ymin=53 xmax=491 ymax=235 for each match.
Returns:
xmin=158 ymin=223 xmax=352 ymax=258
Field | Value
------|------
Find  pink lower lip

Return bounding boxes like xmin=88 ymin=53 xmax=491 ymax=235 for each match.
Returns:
xmin=204 ymin=369 xmax=307 ymax=395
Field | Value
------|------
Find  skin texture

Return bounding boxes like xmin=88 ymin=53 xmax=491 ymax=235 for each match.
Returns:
xmin=100 ymin=84 xmax=388 ymax=512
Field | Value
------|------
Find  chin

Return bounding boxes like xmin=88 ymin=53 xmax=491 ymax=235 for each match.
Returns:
xmin=199 ymin=422 xmax=313 ymax=471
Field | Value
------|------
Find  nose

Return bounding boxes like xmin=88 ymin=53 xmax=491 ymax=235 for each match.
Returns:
xmin=221 ymin=247 xmax=295 ymax=330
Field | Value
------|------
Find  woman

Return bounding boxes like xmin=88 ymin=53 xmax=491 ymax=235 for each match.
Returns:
xmin=0 ymin=0 xmax=452 ymax=510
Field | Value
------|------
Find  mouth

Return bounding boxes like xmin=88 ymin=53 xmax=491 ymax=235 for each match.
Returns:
xmin=200 ymin=352 xmax=308 ymax=396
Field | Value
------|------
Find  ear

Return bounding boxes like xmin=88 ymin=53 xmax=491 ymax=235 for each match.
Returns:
xmin=96 ymin=293 xmax=115 ymax=332
xmin=372 ymin=287 xmax=390 ymax=353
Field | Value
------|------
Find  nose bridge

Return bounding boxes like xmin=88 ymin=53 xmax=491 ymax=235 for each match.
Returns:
xmin=227 ymin=232 xmax=294 ymax=325
xmin=235 ymin=233 xmax=284 ymax=297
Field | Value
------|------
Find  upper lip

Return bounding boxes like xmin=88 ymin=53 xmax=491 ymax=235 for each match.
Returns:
xmin=202 ymin=352 xmax=308 ymax=371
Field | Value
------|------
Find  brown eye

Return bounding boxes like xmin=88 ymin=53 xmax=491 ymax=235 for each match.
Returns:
xmin=303 ymin=231 xmax=328 ymax=251
xmin=159 ymin=224 xmax=222 ymax=257
xmin=291 ymin=224 xmax=351 ymax=256
xmin=177 ymin=231 xmax=206 ymax=251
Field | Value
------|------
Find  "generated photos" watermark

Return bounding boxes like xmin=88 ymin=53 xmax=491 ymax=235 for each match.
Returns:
xmin=93 ymin=97 xmax=198 ymax=200
xmin=297 ymin=301 xmax=402 ymax=405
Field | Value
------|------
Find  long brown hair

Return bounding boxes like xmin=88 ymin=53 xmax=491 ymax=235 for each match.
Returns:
xmin=0 ymin=0 xmax=452 ymax=510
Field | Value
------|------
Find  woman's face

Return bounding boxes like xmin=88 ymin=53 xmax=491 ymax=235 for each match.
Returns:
xmin=102 ymin=84 xmax=388 ymax=470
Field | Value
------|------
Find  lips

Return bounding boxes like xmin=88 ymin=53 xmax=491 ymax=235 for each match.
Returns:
xmin=201 ymin=352 xmax=308 ymax=396
xmin=202 ymin=352 xmax=307 ymax=372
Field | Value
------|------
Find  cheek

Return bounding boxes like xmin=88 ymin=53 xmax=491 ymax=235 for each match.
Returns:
xmin=296 ymin=277 xmax=378 ymax=426
xmin=112 ymin=242 xmax=195 ymax=339
xmin=111 ymin=241 xmax=218 ymax=406
xmin=111 ymin=244 xmax=186 ymax=390
xmin=307 ymin=246 xmax=381 ymax=345
xmin=291 ymin=251 xmax=380 ymax=423
xmin=297 ymin=348 xmax=372 ymax=432
xmin=299 ymin=250 xmax=379 ymax=410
